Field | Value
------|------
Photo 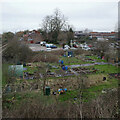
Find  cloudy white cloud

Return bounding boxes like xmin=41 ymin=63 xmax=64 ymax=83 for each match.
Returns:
xmin=0 ymin=0 xmax=119 ymax=33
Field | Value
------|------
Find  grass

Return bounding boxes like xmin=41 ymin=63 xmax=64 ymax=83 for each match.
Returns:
xmin=2 ymin=64 xmax=9 ymax=87
xmin=86 ymin=55 xmax=107 ymax=62
xmin=80 ymin=64 xmax=119 ymax=74
xmin=87 ymin=79 xmax=118 ymax=92
xmin=23 ymin=66 xmax=38 ymax=74
xmin=14 ymin=78 xmax=38 ymax=84
xmin=3 ymin=75 xmax=118 ymax=109
xmin=3 ymin=91 xmax=39 ymax=109
xmin=94 ymin=64 xmax=119 ymax=74
xmin=48 ymin=74 xmax=76 ymax=80
xmin=58 ymin=90 xmax=78 ymax=102
xmin=60 ymin=56 xmax=91 ymax=65
xmin=3 ymin=90 xmax=55 ymax=109
xmin=58 ymin=76 xmax=118 ymax=102
xmin=2 ymin=54 xmax=119 ymax=111
xmin=2 ymin=68 xmax=119 ymax=113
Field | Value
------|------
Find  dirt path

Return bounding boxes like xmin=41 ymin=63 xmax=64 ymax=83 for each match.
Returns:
xmin=68 ymin=62 xmax=114 ymax=68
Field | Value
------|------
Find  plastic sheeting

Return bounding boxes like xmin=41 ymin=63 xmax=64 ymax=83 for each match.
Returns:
xmin=8 ymin=65 xmax=23 ymax=77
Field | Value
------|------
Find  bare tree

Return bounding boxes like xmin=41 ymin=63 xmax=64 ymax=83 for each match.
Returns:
xmin=67 ymin=27 xmax=74 ymax=46
xmin=2 ymin=37 xmax=33 ymax=63
xmin=42 ymin=9 xmax=68 ymax=43
xmin=75 ymin=75 xmax=88 ymax=119
xmin=2 ymin=32 xmax=14 ymax=45
xmin=93 ymin=41 xmax=110 ymax=58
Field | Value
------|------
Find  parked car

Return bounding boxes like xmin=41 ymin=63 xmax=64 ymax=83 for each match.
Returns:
xmin=73 ymin=44 xmax=78 ymax=48
xmin=40 ymin=41 xmax=46 ymax=46
xmin=35 ymin=41 xmax=40 ymax=44
xmin=50 ymin=45 xmax=57 ymax=48
xmin=83 ymin=47 xmax=91 ymax=50
xmin=46 ymin=44 xmax=53 ymax=48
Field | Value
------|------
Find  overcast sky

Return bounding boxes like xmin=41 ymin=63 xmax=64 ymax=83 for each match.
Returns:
xmin=0 ymin=0 xmax=119 ymax=33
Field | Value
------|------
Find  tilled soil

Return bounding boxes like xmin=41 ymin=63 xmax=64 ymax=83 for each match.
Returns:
xmin=109 ymin=73 xmax=120 ymax=79
xmin=72 ymin=67 xmax=98 ymax=74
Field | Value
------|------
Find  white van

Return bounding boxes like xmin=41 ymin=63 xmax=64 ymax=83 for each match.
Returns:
xmin=64 ymin=45 xmax=70 ymax=50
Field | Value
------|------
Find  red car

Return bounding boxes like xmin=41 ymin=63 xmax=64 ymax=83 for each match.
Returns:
xmin=73 ymin=44 xmax=78 ymax=48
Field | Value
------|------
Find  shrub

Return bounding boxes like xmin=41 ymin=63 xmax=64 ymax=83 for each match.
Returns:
xmin=73 ymin=48 xmax=91 ymax=56
xmin=32 ymin=52 xmax=59 ymax=63
xmin=3 ymin=89 xmax=118 ymax=118
xmin=2 ymin=39 xmax=33 ymax=64
xmin=50 ymin=50 xmax=64 ymax=56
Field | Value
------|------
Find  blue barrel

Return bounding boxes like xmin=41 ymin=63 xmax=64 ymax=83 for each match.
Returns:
xmin=64 ymin=88 xmax=67 ymax=92
xmin=58 ymin=89 xmax=63 ymax=92
xmin=65 ymin=66 xmax=68 ymax=70
xmin=59 ymin=60 xmax=61 ymax=63
xmin=63 ymin=54 xmax=66 ymax=57
xmin=62 ymin=66 xmax=65 ymax=70
xmin=61 ymin=60 xmax=64 ymax=64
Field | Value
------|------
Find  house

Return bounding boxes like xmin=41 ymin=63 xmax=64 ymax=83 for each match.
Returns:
xmin=89 ymin=32 xmax=117 ymax=40
xmin=74 ymin=31 xmax=86 ymax=39
xmin=23 ymin=30 xmax=44 ymax=44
